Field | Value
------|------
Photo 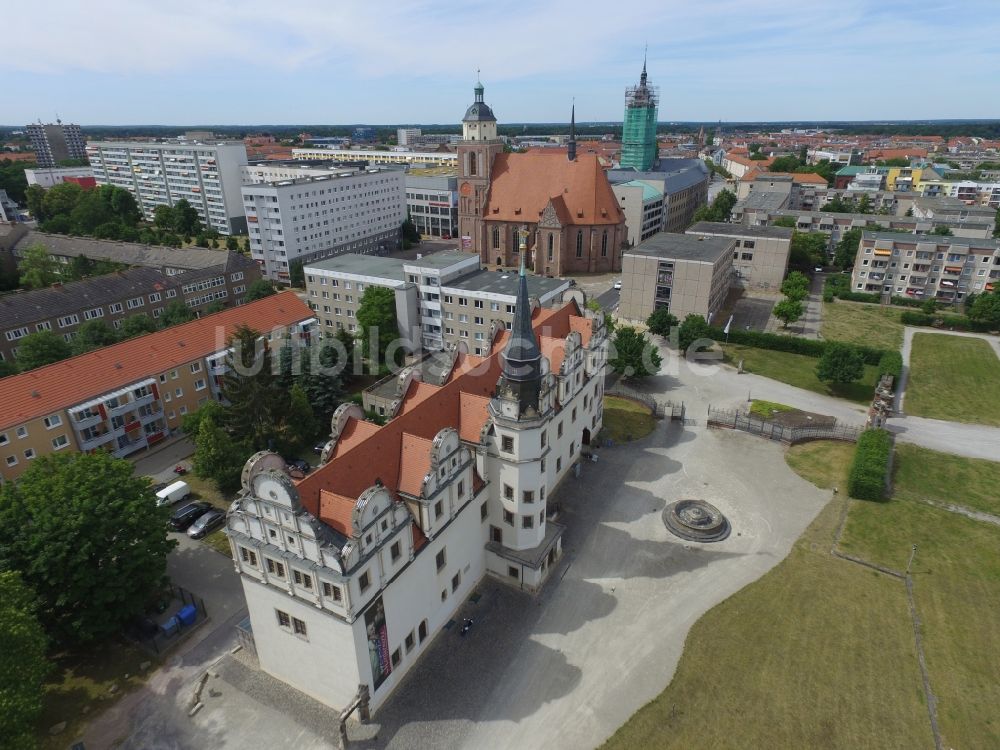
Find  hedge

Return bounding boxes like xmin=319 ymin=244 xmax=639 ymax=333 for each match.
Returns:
xmin=889 ymin=295 xmax=926 ymax=309
xmin=708 ymin=326 xmax=885 ymax=365
xmin=899 ymin=311 xmax=994 ymax=332
xmin=900 ymin=311 xmax=934 ymax=326
xmin=847 ymin=429 xmax=892 ymax=501
xmin=877 ymin=350 xmax=903 ymax=379
xmin=837 ymin=290 xmax=881 ymax=303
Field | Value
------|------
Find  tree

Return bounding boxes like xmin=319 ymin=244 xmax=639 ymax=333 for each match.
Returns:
xmin=119 ymin=313 xmax=158 ymax=338
xmin=994 ymin=208 xmax=1000 ymax=238
xmin=244 ymin=278 xmax=276 ymax=302
xmin=153 ymin=204 xmax=176 ymax=230
xmin=222 ymin=325 xmax=288 ymax=450
xmin=0 ymin=571 xmax=50 ymax=749
xmin=968 ymin=291 xmax=1000 ymax=328
xmin=772 ymin=216 xmax=797 ymax=228
xmin=677 ymin=314 xmax=712 ymax=353
xmin=920 ymin=298 xmax=938 ymax=315
xmin=226 ymin=235 xmax=239 ymax=252
xmin=18 ymin=242 xmax=61 ymax=289
xmin=25 ymin=183 xmax=46 ymax=221
xmin=856 ymin=193 xmax=872 ymax=214
xmin=284 ymin=383 xmax=319 ymax=451
xmin=769 ymin=155 xmax=801 ymax=173
xmin=609 ymin=326 xmax=661 ymax=378
xmin=773 ymin=298 xmax=804 ymax=328
xmin=173 ymin=199 xmax=202 ymax=235
xmin=930 ymin=225 xmax=953 ymax=236
xmin=15 ymin=330 xmax=72 ymax=370
xmin=0 ymin=359 xmax=18 ymax=378
xmin=691 ymin=188 xmax=737 ymax=225
xmin=0 ymin=452 xmax=174 ymax=644
xmin=159 ymin=299 xmax=195 ymax=328
xmin=356 ymin=285 xmax=402 ymax=370
xmin=780 ymin=271 xmax=811 ymax=301
xmin=401 ymin=214 xmax=421 ymax=244
xmin=816 ymin=342 xmax=865 ymax=385
xmin=41 ymin=181 xmax=84 ymax=221
xmin=646 ymin=307 xmax=678 ymax=337
xmin=193 ymin=409 xmax=248 ymax=493
xmin=834 ymin=227 xmax=862 ymax=269
xmin=335 ymin=328 xmax=359 ymax=385
xmin=289 ymin=259 xmax=305 ymax=288
xmin=820 ymin=195 xmax=856 ymax=213
xmin=71 ymin=319 xmax=120 ymax=354
xmin=789 ymin=231 xmax=828 ymax=272
xmin=0 ymin=158 xmax=33 ymax=204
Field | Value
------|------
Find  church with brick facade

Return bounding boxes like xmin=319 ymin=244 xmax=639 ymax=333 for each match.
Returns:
xmin=456 ymin=82 xmax=627 ymax=275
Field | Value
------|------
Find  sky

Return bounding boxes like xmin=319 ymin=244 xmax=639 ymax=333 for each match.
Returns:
xmin=5 ymin=0 xmax=1000 ymax=126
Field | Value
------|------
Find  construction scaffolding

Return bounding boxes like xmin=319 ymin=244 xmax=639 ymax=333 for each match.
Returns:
xmin=621 ymin=77 xmax=660 ymax=171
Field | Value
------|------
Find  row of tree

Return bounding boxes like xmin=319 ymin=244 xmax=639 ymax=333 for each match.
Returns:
xmin=691 ymin=188 xmax=737 ymax=224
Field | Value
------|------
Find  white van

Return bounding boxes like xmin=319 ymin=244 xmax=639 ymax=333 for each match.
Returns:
xmin=155 ymin=480 xmax=191 ymax=507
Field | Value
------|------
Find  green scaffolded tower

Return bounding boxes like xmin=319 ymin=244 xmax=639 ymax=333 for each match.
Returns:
xmin=620 ymin=61 xmax=659 ymax=171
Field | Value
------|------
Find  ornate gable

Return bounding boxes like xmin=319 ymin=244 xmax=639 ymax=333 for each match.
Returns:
xmin=538 ymin=200 xmax=564 ymax=229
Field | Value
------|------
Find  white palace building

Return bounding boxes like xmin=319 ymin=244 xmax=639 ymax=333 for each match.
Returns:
xmin=225 ymin=256 xmax=608 ymax=714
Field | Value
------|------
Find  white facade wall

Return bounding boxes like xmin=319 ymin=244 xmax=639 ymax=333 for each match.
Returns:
xmin=24 ymin=166 xmax=94 ymax=188
xmin=293 ymin=148 xmax=457 ymax=168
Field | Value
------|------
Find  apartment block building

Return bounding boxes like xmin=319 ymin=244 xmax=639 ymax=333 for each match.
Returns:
xmin=26 ymin=121 xmax=87 ymax=168
xmin=851 ymin=232 xmax=1000 ymax=302
xmin=608 ymin=158 xmax=711 ymax=235
xmin=686 ymin=222 xmax=791 ymax=290
xmin=612 ymin=180 xmax=664 ymax=244
xmin=86 ymin=140 xmax=248 ymax=234
xmin=0 ymin=293 xmax=315 ymax=482
xmin=619 ymin=233 xmax=736 ymax=323
xmin=293 ymin=148 xmax=457 ymax=169
xmin=0 ymin=256 xmax=259 ymax=364
xmin=739 ymin=208 xmax=996 ymax=241
xmin=242 ymin=168 xmax=406 ymax=283
xmin=226 ymin=285 xmax=606 ymax=715
xmin=304 ymin=252 xmax=568 ymax=354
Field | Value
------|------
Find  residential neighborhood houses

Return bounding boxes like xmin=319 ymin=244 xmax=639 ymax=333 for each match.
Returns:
xmin=2 ymin=19 xmax=1000 ymax=750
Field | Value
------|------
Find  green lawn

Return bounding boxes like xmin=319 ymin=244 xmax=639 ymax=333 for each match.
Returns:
xmin=822 ymin=300 xmax=905 ymax=351
xmin=748 ymin=399 xmax=797 ymax=419
xmin=601 ymin=396 xmax=656 ymax=443
xmin=840 ymin=448 xmax=1000 ymax=749
xmin=723 ymin=344 xmax=878 ymax=404
xmin=603 ymin=442 xmax=1000 ymax=750
xmin=905 ymin=333 xmax=1000 ymax=426
xmin=37 ymin=640 xmax=156 ymax=750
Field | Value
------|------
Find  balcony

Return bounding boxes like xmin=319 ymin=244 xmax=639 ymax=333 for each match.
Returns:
xmin=112 ymin=439 xmax=147 ymax=459
xmin=79 ymin=431 xmax=115 ymax=452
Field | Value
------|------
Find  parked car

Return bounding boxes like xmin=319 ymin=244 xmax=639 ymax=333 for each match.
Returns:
xmin=187 ymin=510 xmax=225 ymax=539
xmin=169 ymin=501 xmax=213 ymax=531
xmin=155 ymin=480 xmax=191 ymax=507
xmin=286 ymin=458 xmax=311 ymax=473
xmin=613 ymin=279 xmax=622 ymax=290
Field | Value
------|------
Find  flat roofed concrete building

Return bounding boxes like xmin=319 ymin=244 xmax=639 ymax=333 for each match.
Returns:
xmin=686 ymin=221 xmax=792 ymax=291
xmin=241 ymin=168 xmax=405 ymax=283
xmin=619 ymin=233 xmax=735 ymax=323
xmin=86 ymin=139 xmax=248 ymax=235
xmin=25 ymin=166 xmax=95 ymax=189
xmin=0 ymin=292 xmax=314 ymax=482
xmin=26 ymin=121 xmax=86 ymax=168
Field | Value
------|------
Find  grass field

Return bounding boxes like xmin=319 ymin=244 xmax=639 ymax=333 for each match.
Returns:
xmin=905 ymin=333 xmax=1000 ymax=426
xmin=603 ymin=441 xmax=1000 ymax=749
xmin=840 ymin=448 xmax=1000 ymax=749
xmin=37 ymin=640 xmax=155 ymax=750
xmin=748 ymin=399 xmax=796 ymax=419
xmin=601 ymin=395 xmax=656 ymax=443
xmin=821 ymin=300 xmax=905 ymax=351
xmin=723 ymin=344 xmax=878 ymax=404
xmin=893 ymin=443 xmax=1000 ymax=517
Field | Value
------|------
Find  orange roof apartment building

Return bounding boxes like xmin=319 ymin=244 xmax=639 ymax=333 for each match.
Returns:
xmin=0 ymin=292 xmax=315 ymax=481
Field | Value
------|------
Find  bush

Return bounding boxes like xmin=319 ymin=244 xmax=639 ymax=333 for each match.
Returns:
xmin=889 ymin=295 xmax=926 ymax=309
xmin=847 ymin=429 xmax=892 ymax=501
xmin=899 ymin=311 xmax=993 ymax=332
xmin=822 ymin=290 xmax=835 ymax=303
xmin=900 ymin=311 xmax=935 ymax=326
xmin=837 ymin=291 xmax=882 ymax=303
xmin=877 ymin=350 xmax=903 ymax=379
xmin=708 ymin=325 xmax=884 ymax=365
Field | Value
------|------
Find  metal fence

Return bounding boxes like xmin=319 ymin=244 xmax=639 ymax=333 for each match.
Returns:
xmin=707 ymin=407 xmax=862 ymax=445
xmin=606 ymin=384 xmax=684 ymax=421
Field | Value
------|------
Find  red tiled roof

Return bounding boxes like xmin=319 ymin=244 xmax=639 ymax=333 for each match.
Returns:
xmin=539 ymin=336 xmax=567 ymax=375
xmin=334 ymin=418 xmax=381 ymax=453
xmin=0 ymin=291 xmax=313 ymax=431
xmin=570 ymin=316 xmax=594 ymax=347
xmin=296 ymin=300 xmax=592 ymax=530
xmin=484 ymin=153 xmax=624 ymax=226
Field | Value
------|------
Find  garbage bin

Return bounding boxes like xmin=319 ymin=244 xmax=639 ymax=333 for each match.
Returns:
xmin=160 ymin=616 xmax=179 ymax=638
xmin=177 ymin=604 xmax=197 ymax=627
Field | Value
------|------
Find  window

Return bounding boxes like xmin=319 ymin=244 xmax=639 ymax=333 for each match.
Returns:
xmin=239 ymin=547 xmax=258 ymax=566
xmin=359 ymin=570 xmax=371 ymax=592
xmin=576 ymin=231 xmax=583 ymax=257
xmin=557 ymin=422 xmax=563 ymax=438
xmin=541 ymin=431 xmax=547 ymax=447
xmin=452 ymin=571 xmax=461 ymax=592
xmin=5 ymin=455 xmax=17 ymax=467
xmin=43 ymin=414 xmax=62 ymax=429
xmin=0 ymin=433 xmax=7 ymax=446
xmin=194 ymin=379 xmax=206 ymax=391
xmin=503 ymin=509 xmax=514 ymax=525
xmin=419 ymin=619 xmax=428 ymax=642
xmin=405 ymin=631 xmax=415 ymax=652
xmin=265 ymin=558 xmax=286 ymax=578
xmin=292 ymin=617 xmax=308 ymax=637
xmin=601 ymin=230 xmax=608 ymax=257
xmin=435 ymin=548 xmax=447 ymax=571
xmin=276 ymin=610 xmax=291 ymax=629
xmin=51 ymin=434 xmax=69 ymax=450
xmin=523 ymin=490 xmax=534 ymax=504
xmin=501 ymin=435 xmax=514 ymax=453
xmin=481 ymin=501 xmax=488 ymax=521
xmin=16 ymin=426 xmax=28 ymax=439
xmin=522 ymin=514 xmax=534 ymax=529
xmin=391 ymin=647 xmax=401 ymax=667
xmin=293 ymin=570 xmax=313 ymax=589
xmin=508 ymin=566 xmax=520 ymax=579
xmin=557 ymin=457 xmax=562 ymax=472
xmin=322 ymin=582 xmax=342 ymax=601
xmin=504 ymin=484 xmax=514 ymax=500
xmin=190 ymin=362 xmax=202 ymax=373
xmin=390 ymin=541 xmax=401 ymax=561
xmin=434 ymin=499 xmax=443 ymax=519
xmin=175 ymin=388 xmax=183 ymax=397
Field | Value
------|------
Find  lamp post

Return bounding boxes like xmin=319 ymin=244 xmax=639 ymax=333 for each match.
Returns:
xmin=906 ymin=544 xmax=918 ymax=576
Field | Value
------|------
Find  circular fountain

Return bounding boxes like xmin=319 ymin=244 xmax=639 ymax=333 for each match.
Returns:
xmin=663 ymin=499 xmax=731 ymax=543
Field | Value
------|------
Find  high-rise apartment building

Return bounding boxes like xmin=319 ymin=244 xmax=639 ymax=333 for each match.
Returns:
xmin=86 ymin=140 xmax=248 ymax=235
xmin=26 ymin=121 xmax=87 ymax=168
xmin=620 ymin=62 xmax=659 ymax=171
xmin=396 ymin=128 xmax=421 ymax=146
xmin=241 ymin=168 xmax=406 ymax=283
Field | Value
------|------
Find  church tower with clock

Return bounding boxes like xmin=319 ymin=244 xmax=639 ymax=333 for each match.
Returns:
xmin=456 ymin=79 xmax=504 ymax=258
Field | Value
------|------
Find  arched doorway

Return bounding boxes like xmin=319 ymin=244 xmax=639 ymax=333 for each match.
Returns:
xmin=496 ymin=256 xmax=503 ymax=267
xmin=582 ymin=428 xmax=591 ymax=446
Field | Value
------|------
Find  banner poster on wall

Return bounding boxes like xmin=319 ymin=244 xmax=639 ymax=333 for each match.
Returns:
xmin=364 ymin=596 xmax=392 ymax=690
